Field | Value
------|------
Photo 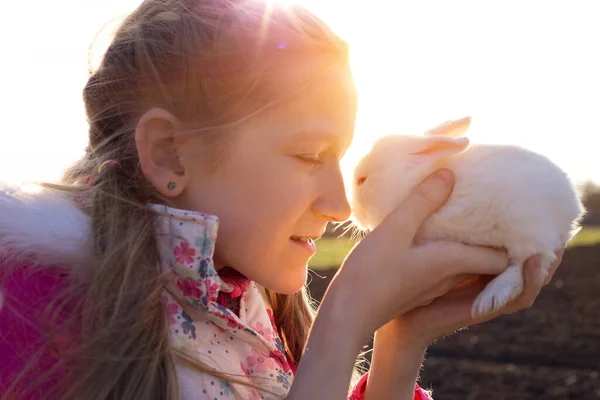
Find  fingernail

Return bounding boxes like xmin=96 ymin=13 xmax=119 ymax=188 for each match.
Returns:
xmin=434 ymin=169 xmax=454 ymax=186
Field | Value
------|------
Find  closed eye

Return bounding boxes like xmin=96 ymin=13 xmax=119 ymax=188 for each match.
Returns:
xmin=297 ymin=154 xmax=324 ymax=165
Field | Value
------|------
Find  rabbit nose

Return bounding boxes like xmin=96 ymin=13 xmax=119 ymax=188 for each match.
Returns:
xmin=357 ymin=176 xmax=367 ymax=186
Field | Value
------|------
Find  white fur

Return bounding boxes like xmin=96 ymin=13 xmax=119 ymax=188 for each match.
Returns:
xmin=350 ymin=126 xmax=585 ymax=318
xmin=0 ymin=183 xmax=92 ymax=268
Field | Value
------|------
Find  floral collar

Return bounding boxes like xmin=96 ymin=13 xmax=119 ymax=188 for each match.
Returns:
xmin=149 ymin=204 xmax=296 ymax=396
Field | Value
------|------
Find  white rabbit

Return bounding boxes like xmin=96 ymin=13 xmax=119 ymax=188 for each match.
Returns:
xmin=349 ymin=117 xmax=585 ymax=318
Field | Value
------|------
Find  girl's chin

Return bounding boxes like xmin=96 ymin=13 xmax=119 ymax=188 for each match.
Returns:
xmin=262 ymin=264 xmax=308 ymax=295
xmin=218 ymin=255 xmax=309 ymax=295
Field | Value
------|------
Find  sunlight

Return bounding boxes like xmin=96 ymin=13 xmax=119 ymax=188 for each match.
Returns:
xmin=0 ymin=0 xmax=598 ymax=187
xmin=302 ymin=1 xmax=600 ymax=184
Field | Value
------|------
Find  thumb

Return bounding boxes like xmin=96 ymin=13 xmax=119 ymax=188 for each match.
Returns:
xmin=378 ymin=169 xmax=455 ymax=242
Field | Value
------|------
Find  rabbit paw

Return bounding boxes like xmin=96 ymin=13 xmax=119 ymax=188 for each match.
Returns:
xmin=472 ymin=264 xmax=524 ymax=318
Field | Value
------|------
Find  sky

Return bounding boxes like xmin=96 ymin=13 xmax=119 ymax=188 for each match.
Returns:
xmin=1 ymin=0 xmax=599 ymax=186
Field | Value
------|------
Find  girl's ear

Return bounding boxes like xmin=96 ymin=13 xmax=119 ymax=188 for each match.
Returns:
xmin=424 ymin=116 xmax=472 ymax=138
xmin=410 ymin=136 xmax=470 ymax=158
xmin=135 ymin=107 xmax=188 ymax=198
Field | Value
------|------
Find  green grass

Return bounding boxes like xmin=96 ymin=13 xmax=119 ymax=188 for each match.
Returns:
xmin=308 ymin=227 xmax=600 ymax=270
xmin=308 ymin=237 xmax=357 ymax=270
xmin=567 ymin=226 xmax=600 ymax=248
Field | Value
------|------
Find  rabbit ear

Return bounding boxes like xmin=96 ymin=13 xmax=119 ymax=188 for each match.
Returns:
xmin=424 ymin=116 xmax=472 ymax=138
xmin=410 ymin=136 xmax=470 ymax=157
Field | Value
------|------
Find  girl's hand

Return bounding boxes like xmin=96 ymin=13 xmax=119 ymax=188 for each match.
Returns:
xmin=363 ymin=247 xmax=565 ymax=399
xmin=326 ymin=169 xmax=510 ymax=342
xmin=384 ymin=245 xmax=565 ymax=349
xmin=290 ymin=169 xmax=509 ymax=400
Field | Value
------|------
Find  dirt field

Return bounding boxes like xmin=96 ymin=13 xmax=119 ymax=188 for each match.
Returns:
xmin=306 ymin=244 xmax=600 ymax=399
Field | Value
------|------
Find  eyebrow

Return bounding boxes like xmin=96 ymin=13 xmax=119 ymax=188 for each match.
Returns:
xmin=288 ymin=129 xmax=353 ymax=159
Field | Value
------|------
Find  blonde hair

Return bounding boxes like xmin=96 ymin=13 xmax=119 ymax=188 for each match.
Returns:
xmin=4 ymin=1 xmax=358 ymax=399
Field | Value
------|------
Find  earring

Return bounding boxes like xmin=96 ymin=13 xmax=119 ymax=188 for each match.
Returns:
xmin=167 ymin=182 xmax=176 ymax=191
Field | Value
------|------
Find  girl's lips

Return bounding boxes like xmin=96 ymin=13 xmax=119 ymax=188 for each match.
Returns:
xmin=290 ymin=237 xmax=316 ymax=254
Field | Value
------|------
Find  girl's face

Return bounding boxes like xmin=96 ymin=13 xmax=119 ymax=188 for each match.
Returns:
xmin=179 ymin=65 xmax=357 ymax=294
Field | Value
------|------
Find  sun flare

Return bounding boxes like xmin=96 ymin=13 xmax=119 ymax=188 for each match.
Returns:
xmin=0 ymin=0 xmax=598 ymax=186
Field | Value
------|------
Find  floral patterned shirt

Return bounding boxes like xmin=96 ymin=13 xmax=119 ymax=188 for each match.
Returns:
xmin=152 ymin=204 xmax=297 ymax=398
xmin=151 ymin=203 xmax=432 ymax=400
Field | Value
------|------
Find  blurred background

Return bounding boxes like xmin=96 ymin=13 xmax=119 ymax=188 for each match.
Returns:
xmin=1 ymin=1 xmax=599 ymax=398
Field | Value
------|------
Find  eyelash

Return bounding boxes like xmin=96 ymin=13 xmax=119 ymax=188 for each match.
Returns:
xmin=297 ymin=154 xmax=324 ymax=165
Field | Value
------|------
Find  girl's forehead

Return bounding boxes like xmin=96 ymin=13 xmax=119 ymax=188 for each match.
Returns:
xmin=260 ymin=98 xmax=355 ymax=156
xmin=232 ymin=64 xmax=356 ymax=153
xmin=269 ymin=67 xmax=357 ymax=132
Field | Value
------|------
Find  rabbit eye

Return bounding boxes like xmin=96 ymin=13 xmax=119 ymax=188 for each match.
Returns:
xmin=357 ymin=176 xmax=367 ymax=186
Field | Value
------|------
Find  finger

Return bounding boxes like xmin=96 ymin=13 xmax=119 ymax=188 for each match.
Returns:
xmin=449 ymin=273 xmax=482 ymax=290
xmin=520 ymin=257 xmax=545 ymax=307
xmin=399 ymin=273 xmax=481 ymax=312
xmin=448 ymin=274 xmax=495 ymax=294
xmin=375 ymin=169 xmax=455 ymax=243
xmin=409 ymin=255 xmax=547 ymax=339
xmin=426 ymin=273 xmax=481 ymax=301
xmin=402 ymin=279 xmax=492 ymax=337
xmin=405 ymin=273 xmax=488 ymax=311
xmin=502 ymin=257 xmax=545 ymax=314
xmin=414 ymin=241 xmax=509 ymax=277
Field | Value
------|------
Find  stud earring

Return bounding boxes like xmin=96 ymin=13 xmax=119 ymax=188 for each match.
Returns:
xmin=167 ymin=182 xmax=176 ymax=191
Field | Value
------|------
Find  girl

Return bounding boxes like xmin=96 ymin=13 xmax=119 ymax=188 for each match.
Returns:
xmin=0 ymin=1 xmax=564 ymax=399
